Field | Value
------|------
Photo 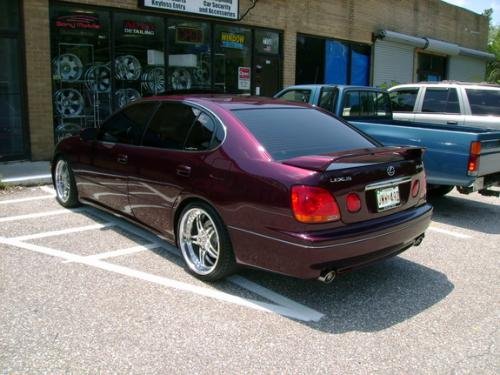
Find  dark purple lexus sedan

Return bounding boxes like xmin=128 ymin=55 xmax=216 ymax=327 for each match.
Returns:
xmin=52 ymin=95 xmax=432 ymax=282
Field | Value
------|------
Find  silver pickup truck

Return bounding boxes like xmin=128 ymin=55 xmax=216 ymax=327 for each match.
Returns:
xmin=388 ymin=82 xmax=500 ymax=130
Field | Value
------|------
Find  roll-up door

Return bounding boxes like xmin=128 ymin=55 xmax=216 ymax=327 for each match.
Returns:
xmin=373 ymin=40 xmax=414 ymax=87
xmin=448 ymin=55 xmax=486 ymax=82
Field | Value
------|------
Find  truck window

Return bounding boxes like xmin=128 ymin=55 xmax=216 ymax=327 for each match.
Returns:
xmin=422 ymin=88 xmax=460 ymax=114
xmin=342 ymin=90 xmax=391 ymax=119
xmin=278 ymin=89 xmax=312 ymax=103
xmin=390 ymin=89 xmax=418 ymax=112
xmin=318 ymin=87 xmax=338 ymax=112
xmin=465 ymin=89 xmax=500 ymax=116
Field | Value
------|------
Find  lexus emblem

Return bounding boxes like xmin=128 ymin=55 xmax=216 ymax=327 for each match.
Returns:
xmin=387 ymin=166 xmax=396 ymax=177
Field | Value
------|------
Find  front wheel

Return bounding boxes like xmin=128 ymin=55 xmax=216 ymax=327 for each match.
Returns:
xmin=53 ymin=157 xmax=80 ymax=208
xmin=177 ymin=202 xmax=236 ymax=281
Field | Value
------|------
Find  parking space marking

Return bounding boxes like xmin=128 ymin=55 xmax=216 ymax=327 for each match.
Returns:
xmin=0 ymin=235 xmax=324 ymax=322
xmin=63 ymin=243 xmax=160 ymax=263
xmin=0 ymin=208 xmax=85 ymax=223
xmin=40 ymin=186 xmax=56 ymax=194
xmin=0 ymin=195 xmax=55 ymax=205
xmin=11 ymin=223 xmax=115 ymax=242
xmin=428 ymin=225 xmax=472 ymax=239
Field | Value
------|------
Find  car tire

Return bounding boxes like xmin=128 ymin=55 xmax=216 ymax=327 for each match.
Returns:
xmin=177 ymin=202 xmax=236 ymax=281
xmin=428 ymin=185 xmax=454 ymax=198
xmin=53 ymin=157 xmax=80 ymax=208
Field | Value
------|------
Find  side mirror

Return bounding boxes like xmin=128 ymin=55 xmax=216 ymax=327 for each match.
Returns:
xmin=80 ymin=127 xmax=98 ymax=142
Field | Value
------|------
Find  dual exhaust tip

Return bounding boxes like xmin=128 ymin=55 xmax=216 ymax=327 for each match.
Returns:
xmin=317 ymin=233 xmax=426 ymax=284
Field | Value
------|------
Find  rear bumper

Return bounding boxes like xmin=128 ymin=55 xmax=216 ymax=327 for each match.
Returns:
xmin=228 ymin=203 xmax=433 ymax=279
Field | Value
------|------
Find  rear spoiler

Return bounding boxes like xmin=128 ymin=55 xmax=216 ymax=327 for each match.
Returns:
xmin=281 ymin=146 xmax=424 ymax=172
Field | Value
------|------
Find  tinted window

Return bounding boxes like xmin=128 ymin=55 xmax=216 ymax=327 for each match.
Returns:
xmin=342 ymin=91 xmax=391 ymax=118
xmin=466 ymin=89 xmax=500 ymax=116
xmin=98 ymin=102 xmax=157 ymax=144
xmin=232 ymin=108 xmax=375 ymax=160
xmin=390 ymin=89 xmax=418 ymax=112
xmin=318 ymin=87 xmax=337 ymax=112
xmin=422 ymin=88 xmax=460 ymax=114
xmin=278 ymin=89 xmax=312 ymax=103
xmin=142 ymin=103 xmax=199 ymax=149
xmin=185 ymin=112 xmax=220 ymax=151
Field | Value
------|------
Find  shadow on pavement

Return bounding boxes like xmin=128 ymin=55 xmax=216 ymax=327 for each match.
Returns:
xmin=239 ymin=257 xmax=453 ymax=333
xmin=428 ymin=194 xmax=500 ymax=234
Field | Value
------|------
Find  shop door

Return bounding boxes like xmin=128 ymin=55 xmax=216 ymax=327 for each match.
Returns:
xmin=0 ymin=38 xmax=27 ymax=161
xmin=254 ymin=55 xmax=280 ymax=97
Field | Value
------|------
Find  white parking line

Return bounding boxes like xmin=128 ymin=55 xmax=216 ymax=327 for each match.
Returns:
xmin=428 ymin=225 xmax=472 ymax=239
xmin=40 ymin=186 xmax=55 ymax=194
xmin=0 ymin=236 xmax=323 ymax=322
xmin=63 ymin=243 xmax=160 ymax=263
xmin=1 ymin=174 xmax=51 ymax=183
xmin=0 ymin=195 xmax=55 ymax=205
xmin=0 ymin=208 xmax=85 ymax=223
xmin=11 ymin=223 xmax=115 ymax=241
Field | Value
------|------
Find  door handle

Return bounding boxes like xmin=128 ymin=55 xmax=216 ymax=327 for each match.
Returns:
xmin=117 ymin=154 xmax=128 ymax=164
xmin=176 ymin=165 xmax=191 ymax=177
xmin=447 ymin=121 xmax=458 ymax=125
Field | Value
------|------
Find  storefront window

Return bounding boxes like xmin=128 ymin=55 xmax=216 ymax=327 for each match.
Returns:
xmin=0 ymin=0 xmax=19 ymax=30
xmin=417 ymin=53 xmax=447 ymax=82
xmin=214 ymin=25 xmax=252 ymax=94
xmin=113 ymin=13 xmax=164 ymax=109
xmin=50 ymin=5 xmax=111 ymax=141
xmin=167 ymin=19 xmax=211 ymax=91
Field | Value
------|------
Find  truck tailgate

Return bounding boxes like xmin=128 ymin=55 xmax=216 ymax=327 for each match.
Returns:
xmin=476 ymin=136 xmax=500 ymax=176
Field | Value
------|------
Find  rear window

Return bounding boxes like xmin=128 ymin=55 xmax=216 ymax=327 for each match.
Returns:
xmin=341 ymin=90 xmax=392 ymax=119
xmin=232 ymin=108 xmax=376 ymax=160
xmin=466 ymin=89 xmax=500 ymax=116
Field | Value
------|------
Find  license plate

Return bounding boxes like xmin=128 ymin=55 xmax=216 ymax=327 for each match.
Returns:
xmin=376 ymin=186 xmax=401 ymax=211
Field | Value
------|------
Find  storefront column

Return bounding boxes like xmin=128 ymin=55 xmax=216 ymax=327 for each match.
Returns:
xmin=282 ymin=26 xmax=297 ymax=87
xmin=24 ymin=0 xmax=53 ymax=160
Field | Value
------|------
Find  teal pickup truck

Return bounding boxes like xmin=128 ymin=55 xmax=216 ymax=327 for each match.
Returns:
xmin=274 ymin=84 xmax=500 ymax=197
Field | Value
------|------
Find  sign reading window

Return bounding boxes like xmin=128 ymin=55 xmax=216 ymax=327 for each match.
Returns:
xmin=140 ymin=0 xmax=239 ymax=20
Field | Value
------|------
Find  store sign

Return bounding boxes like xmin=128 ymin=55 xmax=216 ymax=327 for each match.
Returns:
xmin=175 ymin=27 xmax=204 ymax=44
xmin=221 ymin=32 xmax=245 ymax=49
xmin=123 ymin=20 xmax=156 ymax=36
xmin=55 ymin=14 xmax=101 ymax=30
xmin=238 ymin=67 xmax=250 ymax=90
xmin=140 ymin=0 xmax=239 ymax=20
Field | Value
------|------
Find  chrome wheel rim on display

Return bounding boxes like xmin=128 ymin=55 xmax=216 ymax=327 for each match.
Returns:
xmin=54 ymin=89 xmax=85 ymax=117
xmin=114 ymin=55 xmax=142 ymax=81
xmin=54 ymin=159 xmax=71 ymax=203
xmin=179 ymin=208 xmax=220 ymax=275
xmin=85 ymin=64 xmax=111 ymax=93
xmin=141 ymin=66 xmax=166 ymax=94
xmin=193 ymin=61 xmax=210 ymax=85
xmin=115 ymin=88 xmax=141 ymax=108
xmin=53 ymin=53 xmax=83 ymax=82
xmin=171 ymin=68 xmax=192 ymax=90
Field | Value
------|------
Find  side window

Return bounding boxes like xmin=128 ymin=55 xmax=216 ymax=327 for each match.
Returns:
xmin=98 ymin=102 xmax=157 ymax=144
xmin=185 ymin=112 xmax=221 ymax=151
xmin=342 ymin=91 xmax=360 ymax=116
xmin=279 ymin=89 xmax=312 ymax=103
xmin=422 ymin=88 xmax=460 ymax=114
xmin=142 ymin=103 xmax=199 ymax=149
xmin=466 ymin=89 xmax=500 ymax=116
xmin=318 ymin=87 xmax=337 ymax=112
xmin=390 ymin=89 xmax=418 ymax=112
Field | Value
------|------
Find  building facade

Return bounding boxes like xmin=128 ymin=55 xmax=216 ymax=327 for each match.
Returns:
xmin=0 ymin=0 xmax=493 ymax=162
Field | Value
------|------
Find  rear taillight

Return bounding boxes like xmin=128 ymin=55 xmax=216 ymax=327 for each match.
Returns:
xmin=411 ymin=179 xmax=420 ymax=198
xmin=468 ymin=141 xmax=481 ymax=175
xmin=291 ymin=186 xmax=341 ymax=223
xmin=346 ymin=193 xmax=361 ymax=213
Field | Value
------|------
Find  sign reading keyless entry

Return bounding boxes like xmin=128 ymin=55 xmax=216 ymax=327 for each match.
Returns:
xmin=140 ymin=0 xmax=239 ymax=20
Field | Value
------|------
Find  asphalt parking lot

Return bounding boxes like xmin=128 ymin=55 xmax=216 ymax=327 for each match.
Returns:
xmin=0 ymin=185 xmax=498 ymax=374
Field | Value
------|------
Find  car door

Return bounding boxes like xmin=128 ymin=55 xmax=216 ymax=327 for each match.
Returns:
xmin=127 ymin=101 xmax=201 ymax=237
xmin=389 ymin=87 xmax=418 ymax=122
xmin=81 ymin=101 xmax=158 ymax=214
xmin=413 ymin=87 xmax=465 ymax=126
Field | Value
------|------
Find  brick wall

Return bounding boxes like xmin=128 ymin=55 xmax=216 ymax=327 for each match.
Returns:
xmin=22 ymin=0 xmax=489 ymax=160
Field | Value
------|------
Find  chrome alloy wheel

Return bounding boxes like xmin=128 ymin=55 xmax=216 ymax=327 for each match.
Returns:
xmin=179 ymin=208 xmax=221 ymax=275
xmin=54 ymin=159 xmax=71 ymax=203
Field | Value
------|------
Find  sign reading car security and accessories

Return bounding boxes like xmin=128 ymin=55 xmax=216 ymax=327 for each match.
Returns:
xmin=140 ymin=0 xmax=239 ymax=20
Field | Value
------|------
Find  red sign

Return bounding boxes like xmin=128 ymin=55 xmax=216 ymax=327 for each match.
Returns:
xmin=175 ymin=27 xmax=204 ymax=44
xmin=55 ymin=14 xmax=101 ymax=30
xmin=123 ymin=20 xmax=156 ymax=36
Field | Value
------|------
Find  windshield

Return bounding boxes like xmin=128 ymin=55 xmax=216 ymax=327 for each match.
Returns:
xmin=232 ymin=107 xmax=376 ymax=160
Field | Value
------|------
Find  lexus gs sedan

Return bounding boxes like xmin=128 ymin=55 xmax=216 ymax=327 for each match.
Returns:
xmin=52 ymin=95 xmax=432 ymax=282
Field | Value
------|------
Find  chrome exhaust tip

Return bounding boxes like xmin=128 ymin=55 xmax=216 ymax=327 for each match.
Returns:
xmin=318 ymin=270 xmax=336 ymax=284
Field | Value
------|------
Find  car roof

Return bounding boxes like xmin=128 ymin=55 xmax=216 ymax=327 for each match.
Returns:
xmin=143 ymin=94 xmax=313 ymax=110
xmin=281 ymin=84 xmax=384 ymax=92
xmin=389 ymin=81 xmax=500 ymax=90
